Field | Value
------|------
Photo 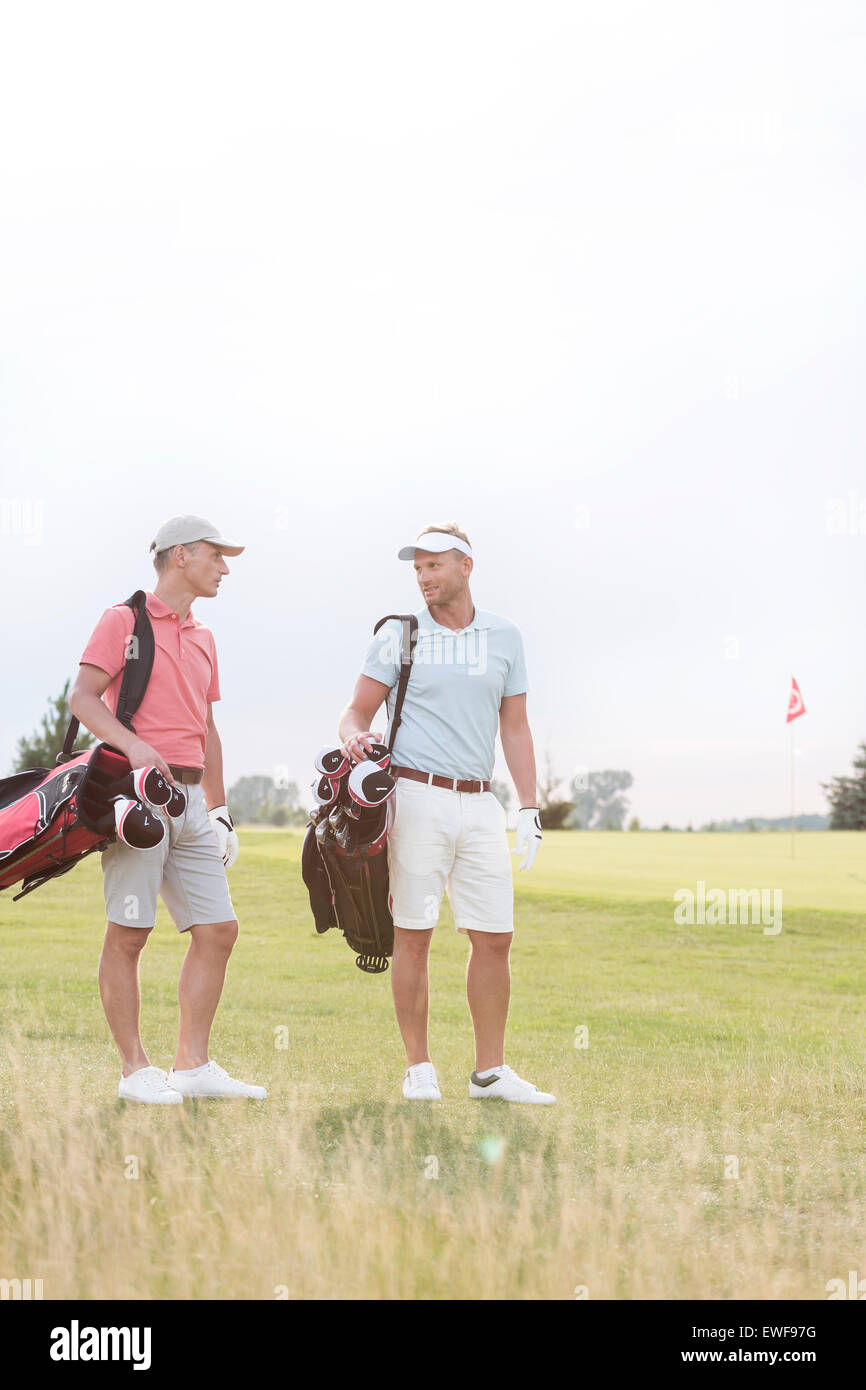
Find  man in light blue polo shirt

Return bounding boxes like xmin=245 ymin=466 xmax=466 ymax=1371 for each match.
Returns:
xmin=338 ymin=522 xmax=555 ymax=1105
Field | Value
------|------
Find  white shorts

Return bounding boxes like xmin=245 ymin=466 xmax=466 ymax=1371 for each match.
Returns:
xmin=101 ymin=785 xmax=235 ymax=931
xmin=387 ymin=777 xmax=514 ymax=934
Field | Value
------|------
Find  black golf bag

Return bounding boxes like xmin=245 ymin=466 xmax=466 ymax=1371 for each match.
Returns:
xmin=301 ymin=613 xmax=417 ymax=973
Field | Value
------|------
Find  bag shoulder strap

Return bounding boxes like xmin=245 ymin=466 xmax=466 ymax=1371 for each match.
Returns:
xmin=114 ymin=590 xmax=156 ymax=730
xmin=57 ymin=590 xmax=156 ymax=765
xmin=372 ymin=613 xmax=418 ymax=755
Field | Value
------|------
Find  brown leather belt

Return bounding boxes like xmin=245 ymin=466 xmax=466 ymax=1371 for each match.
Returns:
xmin=168 ymin=765 xmax=204 ymax=785
xmin=391 ymin=765 xmax=490 ymax=794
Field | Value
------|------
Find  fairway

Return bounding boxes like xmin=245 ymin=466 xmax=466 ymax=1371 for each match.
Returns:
xmin=1 ymin=830 xmax=865 ymax=1300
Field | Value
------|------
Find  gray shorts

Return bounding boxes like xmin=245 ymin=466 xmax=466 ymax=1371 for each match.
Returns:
xmin=101 ymin=784 xmax=235 ymax=931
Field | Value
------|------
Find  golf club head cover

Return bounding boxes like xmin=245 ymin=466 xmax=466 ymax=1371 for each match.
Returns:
xmin=137 ymin=767 xmax=186 ymax=818
xmin=312 ymin=774 xmax=341 ymax=807
xmin=112 ymin=796 xmax=166 ymax=850
xmin=362 ymin=742 xmax=391 ymax=769
xmin=347 ymin=760 xmax=396 ymax=808
xmin=208 ymin=804 xmax=239 ymax=868
xmin=162 ymin=783 xmax=187 ymax=818
xmin=315 ymin=745 xmax=350 ymax=778
xmin=130 ymin=766 xmax=172 ymax=806
xmin=111 ymin=768 xmax=186 ymax=818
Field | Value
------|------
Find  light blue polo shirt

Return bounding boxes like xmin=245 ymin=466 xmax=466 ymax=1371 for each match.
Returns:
xmin=360 ymin=606 xmax=528 ymax=781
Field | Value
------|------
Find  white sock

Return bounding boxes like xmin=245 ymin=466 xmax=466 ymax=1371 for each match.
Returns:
xmin=475 ymin=1065 xmax=504 ymax=1079
xmin=173 ymin=1062 xmax=209 ymax=1076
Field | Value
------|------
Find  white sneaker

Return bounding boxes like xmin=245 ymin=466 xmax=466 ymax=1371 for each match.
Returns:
xmin=168 ymin=1061 xmax=267 ymax=1100
xmin=118 ymin=1066 xmax=183 ymax=1105
xmin=469 ymin=1064 xmax=556 ymax=1105
xmin=402 ymin=1061 xmax=442 ymax=1100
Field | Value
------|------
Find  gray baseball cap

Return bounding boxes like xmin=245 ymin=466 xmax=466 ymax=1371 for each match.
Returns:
xmin=149 ymin=514 xmax=245 ymax=556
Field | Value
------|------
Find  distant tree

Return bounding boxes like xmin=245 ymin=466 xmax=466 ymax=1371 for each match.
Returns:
xmin=537 ymin=752 xmax=574 ymax=830
xmin=628 ymin=816 xmax=641 ymax=832
xmin=13 ymin=680 xmax=95 ymax=772
xmin=570 ymin=769 xmax=633 ymax=830
xmin=228 ymin=775 xmax=276 ymax=823
xmin=660 ymin=823 xmax=672 ymax=831
xmin=686 ymin=823 xmax=693 ymax=832
xmin=698 ymin=815 xmax=823 ymax=833
xmin=822 ymin=742 xmax=866 ymax=829
xmin=263 ymin=792 xmax=306 ymax=825
xmin=540 ymin=800 xmax=574 ymax=830
xmin=228 ymin=774 xmax=301 ymax=825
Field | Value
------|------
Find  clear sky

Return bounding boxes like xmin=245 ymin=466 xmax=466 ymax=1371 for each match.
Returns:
xmin=1 ymin=1 xmax=864 ymax=826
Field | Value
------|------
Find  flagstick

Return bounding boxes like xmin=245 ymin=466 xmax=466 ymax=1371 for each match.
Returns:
xmin=795 ymin=722 xmax=800 ymax=861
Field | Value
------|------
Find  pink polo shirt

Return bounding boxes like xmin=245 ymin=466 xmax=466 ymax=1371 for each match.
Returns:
xmin=80 ymin=591 xmax=220 ymax=768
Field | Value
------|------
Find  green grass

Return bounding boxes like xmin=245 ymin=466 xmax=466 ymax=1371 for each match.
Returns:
xmin=1 ymin=831 xmax=865 ymax=1299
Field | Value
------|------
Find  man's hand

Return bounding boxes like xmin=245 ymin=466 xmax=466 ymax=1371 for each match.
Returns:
xmin=69 ymin=670 xmax=176 ymax=785
xmin=513 ymin=807 xmax=542 ymax=872
xmin=341 ymin=729 xmax=384 ymax=764
xmin=208 ymin=805 xmax=239 ymax=869
xmin=127 ymin=738 xmax=175 ymax=785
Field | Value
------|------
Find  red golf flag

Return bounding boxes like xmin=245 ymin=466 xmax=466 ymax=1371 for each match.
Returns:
xmin=786 ymin=677 xmax=806 ymax=724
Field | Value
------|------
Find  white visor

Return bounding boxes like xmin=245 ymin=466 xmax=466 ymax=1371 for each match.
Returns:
xmin=398 ymin=534 xmax=472 ymax=561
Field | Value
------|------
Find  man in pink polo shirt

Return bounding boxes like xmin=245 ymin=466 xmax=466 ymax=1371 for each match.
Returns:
xmin=68 ymin=515 xmax=266 ymax=1105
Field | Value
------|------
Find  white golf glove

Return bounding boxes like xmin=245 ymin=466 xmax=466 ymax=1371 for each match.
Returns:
xmin=208 ymin=804 xmax=239 ymax=869
xmin=513 ymin=807 xmax=542 ymax=872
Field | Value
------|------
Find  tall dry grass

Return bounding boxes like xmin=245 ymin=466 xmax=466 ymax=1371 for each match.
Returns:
xmin=3 ymin=832 xmax=866 ymax=1300
xmin=2 ymin=1025 xmax=863 ymax=1300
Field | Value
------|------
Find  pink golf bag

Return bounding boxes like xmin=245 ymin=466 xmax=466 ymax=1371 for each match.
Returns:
xmin=0 ymin=591 xmax=154 ymax=902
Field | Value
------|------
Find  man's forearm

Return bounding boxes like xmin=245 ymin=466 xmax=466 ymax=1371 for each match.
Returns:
xmin=202 ymin=725 xmax=226 ymax=809
xmin=501 ymin=727 xmax=538 ymax=807
xmin=68 ymin=691 xmax=140 ymax=759
xmin=338 ymin=705 xmax=369 ymax=743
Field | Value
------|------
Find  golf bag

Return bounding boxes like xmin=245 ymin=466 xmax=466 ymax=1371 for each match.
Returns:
xmin=0 ymin=592 xmax=154 ymax=901
xmin=302 ymin=613 xmax=417 ymax=974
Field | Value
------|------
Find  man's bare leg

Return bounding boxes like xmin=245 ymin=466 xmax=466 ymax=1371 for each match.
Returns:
xmin=174 ymin=919 xmax=239 ymax=1071
xmin=391 ymin=925 xmax=434 ymax=1066
xmin=99 ymin=921 xmax=152 ymax=1076
xmin=465 ymin=929 xmax=512 ymax=1073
